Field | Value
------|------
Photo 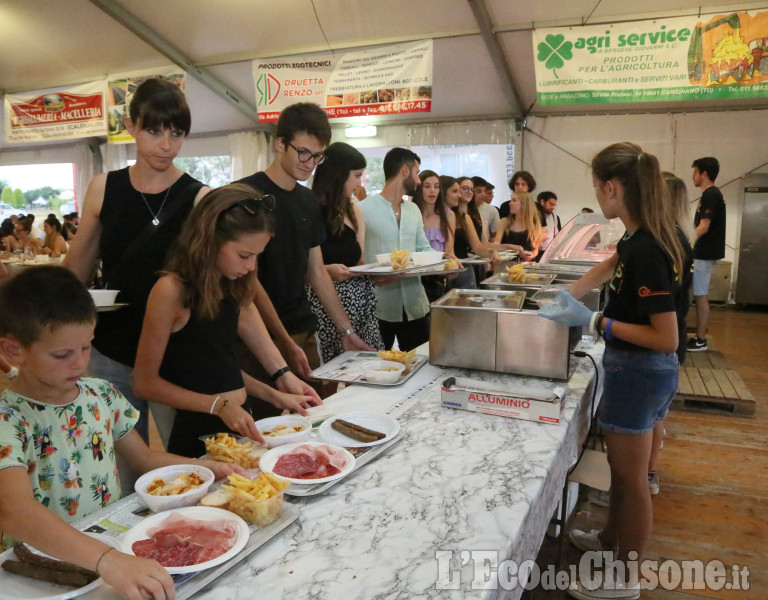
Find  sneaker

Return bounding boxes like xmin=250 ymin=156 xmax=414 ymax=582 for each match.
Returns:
xmin=686 ymin=336 xmax=708 ymax=351
xmin=588 ymin=488 xmax=610 ymax=508
xmin=648 ymin=472 xmax=659 ymax=496
xmin=567 ymin=577 xmax=640 ymax=600
xmin=568 ymin=528 xmax=605 ymax=552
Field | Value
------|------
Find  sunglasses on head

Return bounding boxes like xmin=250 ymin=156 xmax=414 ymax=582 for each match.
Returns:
xmin=229 ymin=195 xmax=276 ymax=215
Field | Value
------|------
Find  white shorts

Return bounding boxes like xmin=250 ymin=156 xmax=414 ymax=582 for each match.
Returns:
xmin=692 ymin=259 xmax=715 ymax=296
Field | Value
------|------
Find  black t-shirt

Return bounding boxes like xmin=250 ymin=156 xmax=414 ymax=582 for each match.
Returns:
xmin=674 ymin=227 xmax=694 ymax=363
xmin=693 ymin=186 xmax=726 ymax=260
xmin=604 ymin=229 xmax=678 ymax=352
xmin=237 ymin=172 xmax=326 ymax=334
xmin=499 ymin=200 xmax=510 ymax=219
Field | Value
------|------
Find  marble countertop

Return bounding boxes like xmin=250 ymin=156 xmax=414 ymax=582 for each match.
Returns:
xmin=193 ymin=340 xmax=605 ymax=600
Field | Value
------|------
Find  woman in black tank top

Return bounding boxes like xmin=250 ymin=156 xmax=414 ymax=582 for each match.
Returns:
xmin=64 ymin=79 xmax=209 ymax=445
xmin=133 ymin=184 xmax=322 ymax=458
xmin=492 ymin=191 xmax=543 ymax=262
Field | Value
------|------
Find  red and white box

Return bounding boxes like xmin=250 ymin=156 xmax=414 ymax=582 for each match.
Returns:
xmin=441 ymin=377 xmax=566 ymax=425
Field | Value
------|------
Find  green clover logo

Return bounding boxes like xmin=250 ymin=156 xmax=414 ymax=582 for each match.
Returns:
xmin=537 ymin=34 xmax=573 ymax=79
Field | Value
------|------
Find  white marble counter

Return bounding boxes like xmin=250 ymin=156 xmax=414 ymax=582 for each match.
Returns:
xmin=194 ymin=340 xmax=604 ymax=600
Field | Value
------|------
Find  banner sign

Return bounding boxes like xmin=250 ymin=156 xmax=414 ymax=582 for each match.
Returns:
xmin=4 ymin=81 xmax=107 ymax=143
xmin=107 ymin=70 xmax=186 ymax=144
xmin=533 ymin=10 xmax=768 ymax=105
xmin=253 ymin=40 xmax=433 ymax=122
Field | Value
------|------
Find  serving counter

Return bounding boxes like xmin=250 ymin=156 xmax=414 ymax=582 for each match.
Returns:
xmin=193 ymin=340 xmax=604 ymax=600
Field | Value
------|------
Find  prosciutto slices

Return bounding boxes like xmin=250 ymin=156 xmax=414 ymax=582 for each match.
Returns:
xmin=272 ymin=444 xmax=348 ymax=479
xmin=131 ymin=512 xmax=239 ymax=567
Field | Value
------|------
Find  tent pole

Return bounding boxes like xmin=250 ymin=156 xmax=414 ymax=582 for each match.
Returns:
xmin=89 ymin=0 xmax=264 ymax=127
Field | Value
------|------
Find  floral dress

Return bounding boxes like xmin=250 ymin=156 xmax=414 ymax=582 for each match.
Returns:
xmin=0 ymin=377 xmax=138 ymax=541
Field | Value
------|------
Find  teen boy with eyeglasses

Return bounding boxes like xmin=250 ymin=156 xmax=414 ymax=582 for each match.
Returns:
xmin=237 ymin=103 xmax=373 ymax=402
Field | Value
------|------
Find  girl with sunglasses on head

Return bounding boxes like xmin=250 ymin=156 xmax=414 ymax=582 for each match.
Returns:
xmin=133 ymin=184 xmax=320 ymax=458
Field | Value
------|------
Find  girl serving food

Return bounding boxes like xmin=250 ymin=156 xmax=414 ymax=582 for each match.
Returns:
xmin=133 ymin=184 xmax=320 ymax=458
xmin=538 ymin=142 xmax=684 ymax=600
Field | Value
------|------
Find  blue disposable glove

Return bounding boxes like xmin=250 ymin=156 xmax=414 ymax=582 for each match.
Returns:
xmin=536 ymin=289 xmax=594 ymax=327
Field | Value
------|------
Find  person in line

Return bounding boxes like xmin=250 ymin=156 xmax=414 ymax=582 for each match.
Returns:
xmin=236 ymin=103 xmax=371 ymax=403
xmin=414 ymin=170 xmax=455 ymax=255
xmin=0 ymin=218 xmax=15 ymax=251
xmin=65 ymin=80 xmax=314 ymax=454
xmin=499 ymin=170 xmax=536 ymax=219
xmin=8 ymin=217 xmax=43 ymax=254
xmin=133 ymin=184 xmax=319 ymax=458
xmin=445 ymin=175 xmax=496 ymax=260
xmin=535 ymin=191 xmax=561 ymax=261
xmin=687 ymin=157 xmax=726 ymax=352
xmin=0 ymin=266 xmax=243 ymax=600
xmin=359 ymin=148 xmax=432 ymax=351
xmin=471 ymin=177 xmax=499 ymax=240
xmin=62 ymin=213 xmax=77 ymax=241
xmin=457 ymin=176 xmax=488 ymax=243
xmin=492 ymin=191 xmax=543 ymax=261
xmin=539 ymin=142 xmax=685 ymax=600
xmin=41 ymin=215 xmax=68 ymax=257
xmin=308 ymin=142 xmax=383 ymax=363
xmin=413 ymin=170 xmax=456 ymax=302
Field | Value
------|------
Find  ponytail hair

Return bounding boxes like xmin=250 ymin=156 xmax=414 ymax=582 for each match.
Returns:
xmin=591 ymin=143 xmax=684 ymax=275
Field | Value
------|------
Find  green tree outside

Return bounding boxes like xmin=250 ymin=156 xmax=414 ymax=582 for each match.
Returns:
xmin=13 ymin=189 xmax=26 ymax=209
xmin=1 ymin=187 xmax=16 ymax=208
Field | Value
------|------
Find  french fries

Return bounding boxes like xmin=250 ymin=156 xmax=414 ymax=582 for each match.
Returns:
xmin=378 ymin=348 xmax=416 ymax=374
xmin=221 ymin=472 xmax=289 ymax=526
xmin=505 ymin=263 xmax=526 ymax=283
xmin=390 ymin=249 xmax=411 ymax=270
xmin=204 ymin=433 xmax=265 ymax=469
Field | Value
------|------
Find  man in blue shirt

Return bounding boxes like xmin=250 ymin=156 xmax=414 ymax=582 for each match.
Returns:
xmin=359 ymin=148 xmax=432 ymax=351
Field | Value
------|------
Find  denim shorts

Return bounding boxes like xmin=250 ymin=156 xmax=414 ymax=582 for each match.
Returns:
xmin=692 ymin=259 xmax=715 ymax=296
xmin=598 ymin=346 xmax=679 ymax=435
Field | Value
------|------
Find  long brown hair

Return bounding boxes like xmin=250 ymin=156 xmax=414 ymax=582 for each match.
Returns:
xmin=414 ymin=170 xmax=451 ymax=242
xmin=163 ymin=183 xmax=274 ymax=320
xmin=311 ymin=142 xmax=364 ymax=236
xmin=501 ymin=191 xmax=543 ymax=247
xmin=592 ymin=143 xmax=684 ymax=275
xmin=457 ymin=176 xmax=482 ymax=232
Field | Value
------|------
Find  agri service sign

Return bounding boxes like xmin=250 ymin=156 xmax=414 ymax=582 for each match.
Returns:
xmin=533 ymin=10 xmax=768 ymax=105
xmin=4 ymin=81 xmax=107 ymax=143
xmin=253 ymin=40 xmax=433 ymax=122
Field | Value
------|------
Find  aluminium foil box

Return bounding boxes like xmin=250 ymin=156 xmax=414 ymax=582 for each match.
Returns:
xmin=441 ymin=376 xmax=567 ymax=425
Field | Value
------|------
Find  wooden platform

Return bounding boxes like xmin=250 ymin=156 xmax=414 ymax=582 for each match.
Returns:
xmin=675 ymin=348 xmax=755 ymax=415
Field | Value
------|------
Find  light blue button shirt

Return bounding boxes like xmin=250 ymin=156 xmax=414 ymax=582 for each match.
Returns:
xmin=359 ymin=193 xmax=432 ymax=322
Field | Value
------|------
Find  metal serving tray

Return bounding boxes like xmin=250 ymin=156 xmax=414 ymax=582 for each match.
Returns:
xmin=312 ymin=351 xmax=428 ymax=386
xmin=430 ymin=288 xmax=526 ymax=311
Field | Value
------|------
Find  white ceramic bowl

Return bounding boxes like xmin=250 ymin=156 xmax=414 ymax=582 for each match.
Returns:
xmin=362 ymin=360 xmax=406 ymax=384
xmin=255 ymin=414 xmax=312 ymax=448
xmin=411 ymin=251 xmax=444 ymax=266
xmin=134 ymin=464 xmax=214 ymax=513
xmin=89 ymin=289 xmax=120 ymax=307
xmin=375 ymin=253 xmax=392 ymax=264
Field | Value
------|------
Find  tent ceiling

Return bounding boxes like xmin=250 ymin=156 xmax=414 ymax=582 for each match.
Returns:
xmin=1 ymin=0 xmax=767 ymax=137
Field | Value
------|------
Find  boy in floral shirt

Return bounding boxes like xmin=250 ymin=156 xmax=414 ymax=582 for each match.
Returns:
xmin=0 ymin=267 xmax=241 ymax=600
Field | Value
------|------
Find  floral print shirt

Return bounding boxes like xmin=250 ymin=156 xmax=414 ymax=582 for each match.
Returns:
xmin=0 ymin=377 xmax=138 ymax=528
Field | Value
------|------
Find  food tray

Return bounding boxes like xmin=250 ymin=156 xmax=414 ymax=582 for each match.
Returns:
xmin=349 ymin=261 xmax=444 ymax=275
xmin=430 ymin=288 xmax=526 ymax=311
xmin=95 ymin=303 xmax=129 ymax=313
xmin=481 ymin=272 xmax=557 ymax=287
xmin=282 ymin=432 xmax=404 ymax=497
xmin=397 ymin=264 xmax=467 ymax=277
xmin=311 ymin=351 xmax=428 ymax=386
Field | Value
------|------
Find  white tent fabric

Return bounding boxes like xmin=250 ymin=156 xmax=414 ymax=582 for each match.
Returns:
xmin=228 ymin=131 xmax=273 ymax=182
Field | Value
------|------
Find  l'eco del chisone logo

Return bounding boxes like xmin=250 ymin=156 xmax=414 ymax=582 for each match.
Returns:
xmin=537 ymin=34 xmax=574 ymax=79
xmin=255 ymin=73 xmax=280 ymax=106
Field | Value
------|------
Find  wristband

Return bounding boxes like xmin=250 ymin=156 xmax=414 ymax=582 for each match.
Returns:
xmin=209 ymin=395 xmax=221 ymax=415
xmin=339 ymin=328 xmax=355 ymax=337
xmin=589 ymin=312 xmax=602 ymax=337
xmin=270 ymin=366 xmax=291 ymax=382
xmin=604 ymin=318 xmax=616 ymax=341
xmin=95 ymin=547 xmax=115 ymax=573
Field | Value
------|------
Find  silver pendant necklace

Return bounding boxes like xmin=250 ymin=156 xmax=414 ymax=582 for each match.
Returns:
xmin=139 ymin=183 xmax=172 ymax=226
